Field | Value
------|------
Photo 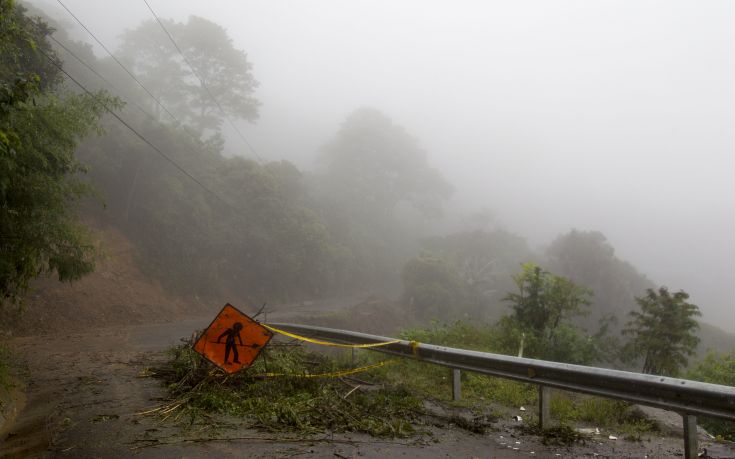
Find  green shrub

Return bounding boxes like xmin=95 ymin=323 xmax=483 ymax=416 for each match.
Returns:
xmin=687 ymin=351 xmax=735 ymax=440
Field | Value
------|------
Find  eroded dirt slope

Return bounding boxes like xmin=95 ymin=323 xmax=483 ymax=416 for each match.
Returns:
xmin=2 ymin=223 xmax=206 ymax=337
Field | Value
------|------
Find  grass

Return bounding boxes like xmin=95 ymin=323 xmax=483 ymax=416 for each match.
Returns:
xmin=549 ymin=393 xmax=658 ymax=441
xmin=151 ymin=320 xmax=659 ymax=443
xmin=364 ymin=320 xmax=538 ymax=409
xmin=371 ymin=321 xmax=658 ymax=440
xmin=686 ymin=351 xmax=735 ymax=441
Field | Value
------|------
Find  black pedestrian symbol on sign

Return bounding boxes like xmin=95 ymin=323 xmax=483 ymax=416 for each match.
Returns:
xmin=194 ymin=304 xmax=273 ymax=374
xmin=217 ymin=322 xmax=244 ymax=364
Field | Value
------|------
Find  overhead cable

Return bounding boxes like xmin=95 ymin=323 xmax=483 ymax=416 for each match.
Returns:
xmin=39 ymin=48 xmax=240 ymax=214
xmin=56 ymin=0 xmax=180 ymax=124
xmin=48 ymin=34 xmax=159 ymax=124
xmin=142 ymin=0 xmax=264 ymax=162
xmin=48 ymin=33 xmax=230 ymax=172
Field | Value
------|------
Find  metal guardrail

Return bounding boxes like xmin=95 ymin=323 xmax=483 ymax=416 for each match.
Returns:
xmin=271 ymin=322 xmax=735 ymax=459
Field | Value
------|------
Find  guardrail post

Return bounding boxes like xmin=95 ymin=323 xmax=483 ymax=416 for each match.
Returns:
xmin=682 ymin=413 xmax=697 ymax=459
xmin=539 ymin=385 xmax=551 ymax=429
xmin=451 ymin=368 xmax=461 ymax=401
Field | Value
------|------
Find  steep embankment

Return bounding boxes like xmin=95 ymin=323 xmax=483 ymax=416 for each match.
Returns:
xmin=2 ymin=222 xmax=206 ymax=337
xmin=698 ymin=322 xmax=735 ymax=357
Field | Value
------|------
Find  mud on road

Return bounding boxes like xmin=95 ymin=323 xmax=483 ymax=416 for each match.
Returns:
xmin=1 ymin=315 xmax=733 ymax=458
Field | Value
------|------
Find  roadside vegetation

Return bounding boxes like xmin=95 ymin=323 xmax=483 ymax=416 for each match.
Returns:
xmin=148 ymin=342 xmax=423 ymax=437
xmin=152 ymin=320 xmax=659 ymax=443
xmin=148 ymin=254 xmax=717 ymax=444
xmin=390 ymin=322 xmax=657 ymax=438
xmin=686 ymin=351 xmax=735 ymax=441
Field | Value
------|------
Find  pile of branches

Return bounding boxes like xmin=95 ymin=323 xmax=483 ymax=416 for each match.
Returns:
xmin=138 ymin=339 xmax=420 ymax=437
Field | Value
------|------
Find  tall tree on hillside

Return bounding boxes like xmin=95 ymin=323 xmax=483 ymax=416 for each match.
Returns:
xmin=320 ymin=108 xmax=453 ymax=221
xmin=495 ymin=263 xmax=613 ymax=365
xmin=623 ymin=287 xmax=701 ymax=376
xmin=118 ymin=16 xmax=259 ymax=133
xmin=401 ymin=229 xmax=534 ymax=320
xmin=0 ymin=0 xmax=117 ymax=306
xmin=504 ymin=263 xmax=592 ymax=337
xmin=317 ymin=108 xmax=453 ymax=291
xmin=546 ymin=230 xmax=654 ymax=326
xmin=401 ymin=254 xmax=465 ymax=320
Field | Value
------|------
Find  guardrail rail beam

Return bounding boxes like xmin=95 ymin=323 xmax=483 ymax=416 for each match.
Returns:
xmin=270 ymin=323 xmax=735 ymax=457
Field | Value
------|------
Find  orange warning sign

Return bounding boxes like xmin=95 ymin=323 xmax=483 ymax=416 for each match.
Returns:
xmin=193 ymin=303 xmax=273 ymax=374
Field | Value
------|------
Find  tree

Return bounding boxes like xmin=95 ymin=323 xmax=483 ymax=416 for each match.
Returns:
xmin=688 ymin=351 xmax=735 ymax=388
xmin=319 ymin=108 xmax=453 ymax=221
xmin=316 ymin=108 xmax=453 ymax=291
xmin=497 ymin=263 xmax=611 ymax=364
xmin=0 ymin=0 xmax=117 ymax=306
xmin=546 ymin=230 xmax=654 ymax=328
xmin=118 ymin=16 xmax=259 ymax=133
xmin=1 ymin=8 xmax=58 ymax=91
xmin=403 ymin=229 xmax=534 ymax=320
xmin=623 ymin=287 xmax=701 ymax=376
xmin=401 ymin=254 xmax=466 ymax=320
xmin=504 ymin=263 xmax=591 ymax=337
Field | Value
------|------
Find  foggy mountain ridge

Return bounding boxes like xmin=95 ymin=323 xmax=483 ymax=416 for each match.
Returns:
xmin=26 ymin=0 xmax=735 ymax=333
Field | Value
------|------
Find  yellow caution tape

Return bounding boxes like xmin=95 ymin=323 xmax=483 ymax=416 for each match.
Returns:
xmin=254 ymin=359 xmax=396 ymax=379
xmin=263 ymin=324 xmax=401 ymax=349
xmin=409 ymin=340 xmax=420 ymax=358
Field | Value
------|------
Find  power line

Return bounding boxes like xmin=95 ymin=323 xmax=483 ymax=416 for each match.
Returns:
xmin=58 ymin=0 xmax=264 ymax=163
xmin=48 ymin=34 xmax=159 ymax=125
xmin=52 ymin=0 xmax=242 ymax=178
xmin=142 ymin=0 xmax=264 ymax=162
xmin=39 ymin=47 xmax=239 ymax=214
xmin=49 ymin=32 xmax=228 ymax=173
xmin=56 ymin=0 xmax=180 ymax=124
xmin=51 ymin=0 xmax=265 ymax=216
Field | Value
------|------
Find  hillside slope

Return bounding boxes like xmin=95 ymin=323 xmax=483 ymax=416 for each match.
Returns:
xmin=2 ymin=223 xmax=206 ymax=336
xmin=698 ymin=322 xmax=735 ymax=357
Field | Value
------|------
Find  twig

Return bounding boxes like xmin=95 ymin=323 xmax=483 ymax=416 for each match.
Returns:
xmin=157 ymin=411 xmax=174 ymax=425
xmin=342 ymin=385 xmax=361 ymax=399
xmin=252 ymin=302 xmax=267 ymax=320
xmin=136 ymin=406 xmax=165 ymax=416
xmin=161 ymin=402 xmax=185 ymax=414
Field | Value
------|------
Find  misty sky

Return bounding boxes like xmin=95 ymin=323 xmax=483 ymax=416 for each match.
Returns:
xmin=39 ymin=0 xmax=735 ymax=330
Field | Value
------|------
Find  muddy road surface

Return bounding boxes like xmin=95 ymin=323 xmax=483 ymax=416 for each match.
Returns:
xmin=1 ymin=315 xmax=732 ymax=458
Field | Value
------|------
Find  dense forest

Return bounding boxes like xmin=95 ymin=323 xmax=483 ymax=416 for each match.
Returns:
xmin=8 ymin=5 xmax=650 ymax=312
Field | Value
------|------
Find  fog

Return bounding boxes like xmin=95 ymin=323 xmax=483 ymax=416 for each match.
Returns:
xmin=40 ymin=0 xmax=735 ymax=330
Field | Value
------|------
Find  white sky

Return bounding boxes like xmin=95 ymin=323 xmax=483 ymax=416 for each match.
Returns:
xmin=38 ymin=0 xmax=735 ymax=330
